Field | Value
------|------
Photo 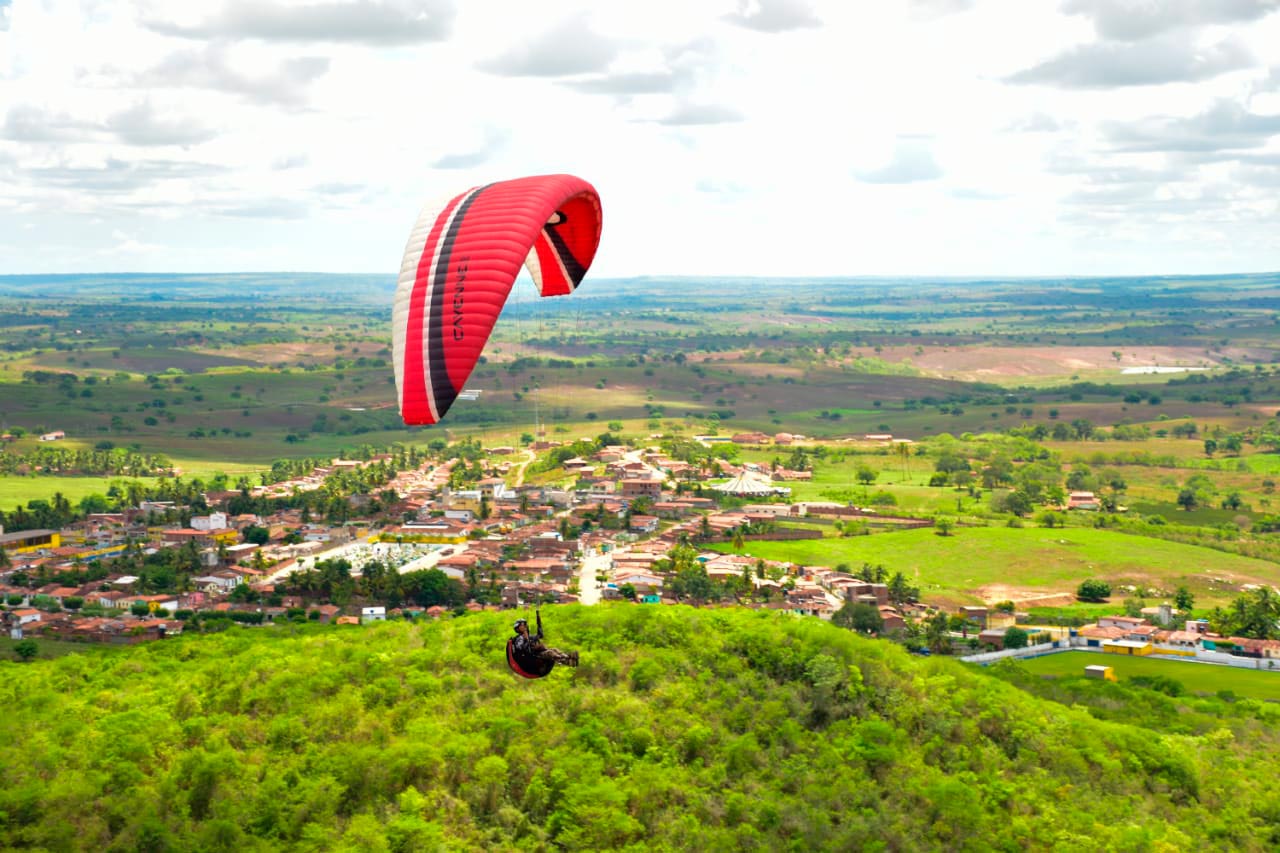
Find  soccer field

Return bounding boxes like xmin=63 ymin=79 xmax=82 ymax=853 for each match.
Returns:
xmin=1013 ymin=651 xmax=1280 ymax=701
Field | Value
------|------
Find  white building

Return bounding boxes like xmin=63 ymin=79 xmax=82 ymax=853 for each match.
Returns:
xmin=361 ymin=606 xmax=386 ymax=624
xmin=191 ymin=512 xmax=229 ymax=531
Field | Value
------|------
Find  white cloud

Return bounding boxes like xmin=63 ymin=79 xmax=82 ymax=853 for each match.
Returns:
xmin=131 ymin=44 xmax=330 ymax=106
xmin=141 ymin=0 xmax=455 ymax=45
xmin=1062 ymin=0 xmax=1280 ymax=42
xmin=856 ymin=140 xmax=944 ymax=184
xmin=477 ymin=14 xmax=617 ymax=77
xmin=723 ymin=0 xmax=821 ymax=32
xmin=1008 ymin=32 xmax=1255 ymax=88
xmin=0 ymin=0 xmax=1278 ymax=276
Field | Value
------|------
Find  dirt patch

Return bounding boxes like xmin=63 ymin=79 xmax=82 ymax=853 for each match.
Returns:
xmin=194 ymin=342 xmax=351 ymax=366
xmin=975 ymin=584 xmax=1075 ymax=607
xmin=897 ymin=345 xmax=1222 ymax=380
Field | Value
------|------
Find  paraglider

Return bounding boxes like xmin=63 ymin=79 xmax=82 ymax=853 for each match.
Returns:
xmin=506 ymin=610 xmax=579 ymax=679
xmin=392 ymin=174 xmax=603 ymax=425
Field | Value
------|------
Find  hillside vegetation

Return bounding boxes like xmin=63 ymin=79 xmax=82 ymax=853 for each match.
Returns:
xmin=4 ymin=606 xmax=1280 ymax=851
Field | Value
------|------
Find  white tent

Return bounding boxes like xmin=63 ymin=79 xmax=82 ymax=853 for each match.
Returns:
xmin=713 ymin=473 xmax=789 ymax=496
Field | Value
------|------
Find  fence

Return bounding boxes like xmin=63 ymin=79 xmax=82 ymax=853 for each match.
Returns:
xmin=803 ymin=506 xmax=934 ymax=527
xmin=961 ymin=641 xmax=1065 ymax=664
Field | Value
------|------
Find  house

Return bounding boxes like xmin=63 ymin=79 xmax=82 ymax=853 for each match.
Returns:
xmin=38 ymin=430 xmax=66 ymax=441
xmin=1097 ymin=615 xmax=1147 ymax=631
xmin=563 ymin=458 xmax=596 ymax=475
xmin=978 ymin=627 xmax=1014 ymax=649
xmin=987 ymin=611 xmax=1017 ymax=631
xmin=10 ymin=608 xmax=41 ymax=626
xmin=620 ymin=478 xmax=664 ymax=500
xmin=731 ymin=432 xmax=771 ymax=445
xmin=193 ymin=571 xmax=243 ymax=593
xmin=614 ymin=570 xmax=664 ymax=594
xmin=878 ymin=606 xmax=906 ymax=632
xmin=1067 ymin=491 xmax=1100 ymax=510
xmin=190 ymin=512 xmax=229 ymax=531
xmin=629 ymin=515 xmax=659 ymax=534
xmin=310 ymin=604 xmax=341 ymax=624
xmin=361 ymin=606 xmax=386 ymax=623
xmin=336 ymin=615 xmax=360 ymax=625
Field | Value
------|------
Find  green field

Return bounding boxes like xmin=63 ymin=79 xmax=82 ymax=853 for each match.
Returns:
xmin=0 ymin=475 xmax=163 ymax=512
xmin=1014 ymin=651 xmax=1280 ymax=701
xmin=715 ymin=526 xmax=1280 ymax=605
xmin=0 ymin=637 xmax=121 ymax=661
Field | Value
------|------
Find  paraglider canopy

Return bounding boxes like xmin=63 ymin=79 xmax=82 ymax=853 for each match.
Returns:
xmin=392 ymin=173 xmax=603 ymax=425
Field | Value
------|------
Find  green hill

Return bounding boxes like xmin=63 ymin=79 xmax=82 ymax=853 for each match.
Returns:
xmin=3 ymin=606 xmax=1280 ymax=851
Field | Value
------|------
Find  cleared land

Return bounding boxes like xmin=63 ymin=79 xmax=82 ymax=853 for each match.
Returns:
xmin=1014 ymin=650 xmax=1280 ymax=701
xmin=717 ymin=526 xmax=1280 ymax=606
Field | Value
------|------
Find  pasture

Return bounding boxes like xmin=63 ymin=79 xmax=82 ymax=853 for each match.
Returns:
xmin=716 ymin=526 xmax=1279 ymax=606
xmin=1012 ymin=651 xmax=1280 ymax=702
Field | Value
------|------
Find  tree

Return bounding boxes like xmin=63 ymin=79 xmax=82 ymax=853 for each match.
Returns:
xmin=833 ymin=601 xmax=883 ymax=635
xmin=855 ymin=464 xmax=877 ymax=486
xmin=13 ymin=639 xmax=38 ymax=661
xmin=934 ymin=516 xmax=954 ymax=536
xmin=924 ymin=612 xmax=952 ymax=654
xmin=1003 ymin=627 xmax=1029 ymax=649
xmin=896 ymin=440 xmax=911 ymax=482
xmin=996 ymin=489 xmax=1033 ymax=517
xmin=242 ymin=525 xmax=271 ymax=545
xmin=63 ymin=596 xmax=83 ymax=611
xmin=1077 ymin=579 xmax=1111 ymax=602
xmin=887 ymin=571 xmax=919 ymax=606
xmin=1174 ymin=586 xmax=1195 ymax=612
xmin=1176 ymin=488 xmax=1198 ymax=511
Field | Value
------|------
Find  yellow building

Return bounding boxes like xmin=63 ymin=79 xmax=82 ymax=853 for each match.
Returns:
xmin=1085 ymin=665 xmax=1118 ymax=681
xmin=1101 ymin=639 xmax=1153 ymax=656
xmin=0 ymin=528 xmax=61 ymax=554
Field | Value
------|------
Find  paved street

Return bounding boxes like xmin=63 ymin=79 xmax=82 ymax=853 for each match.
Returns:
xmin=577 ymin=550 xmax=612 ymax=605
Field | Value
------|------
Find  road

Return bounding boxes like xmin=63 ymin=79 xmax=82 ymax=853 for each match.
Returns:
xmin=511 ymin=448 xmax=536 ymax=487
xmin=577 ymin=549 xmax=612 ymax=605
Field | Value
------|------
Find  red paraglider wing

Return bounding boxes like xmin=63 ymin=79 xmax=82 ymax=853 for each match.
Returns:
xmin=393 ymin=174 xmax=603 ymax=425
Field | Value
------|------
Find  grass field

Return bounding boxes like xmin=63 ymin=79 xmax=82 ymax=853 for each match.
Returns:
xmin=714 ymin=526 xmax=1280 ymax=605
xmin=0 ymin=636 xmax=121 ymax=661
xmin=0 ymin=475 xmax=163 ymax=511
xmin=1012 ymin=651 xmax=1280 ymax=701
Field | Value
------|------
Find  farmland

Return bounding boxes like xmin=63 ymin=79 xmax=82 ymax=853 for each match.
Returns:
xmin=5 ymin=271 xmax=1280 ymax=613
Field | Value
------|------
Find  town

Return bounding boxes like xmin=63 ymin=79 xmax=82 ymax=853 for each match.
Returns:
xmin=5 ymin=430 xmax=1277 ymax=676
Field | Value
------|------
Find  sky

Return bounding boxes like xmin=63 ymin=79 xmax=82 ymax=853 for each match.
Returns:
xmin=1 ymin=0 xmax=1279 ymax=278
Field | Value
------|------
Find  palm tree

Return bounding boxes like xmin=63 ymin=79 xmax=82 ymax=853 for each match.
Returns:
xmin=896 ymin=441 xmax=911 ymax=483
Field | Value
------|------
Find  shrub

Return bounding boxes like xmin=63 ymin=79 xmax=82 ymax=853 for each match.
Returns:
xmin=1077 ymin=579 xmax=1111 ymax=602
